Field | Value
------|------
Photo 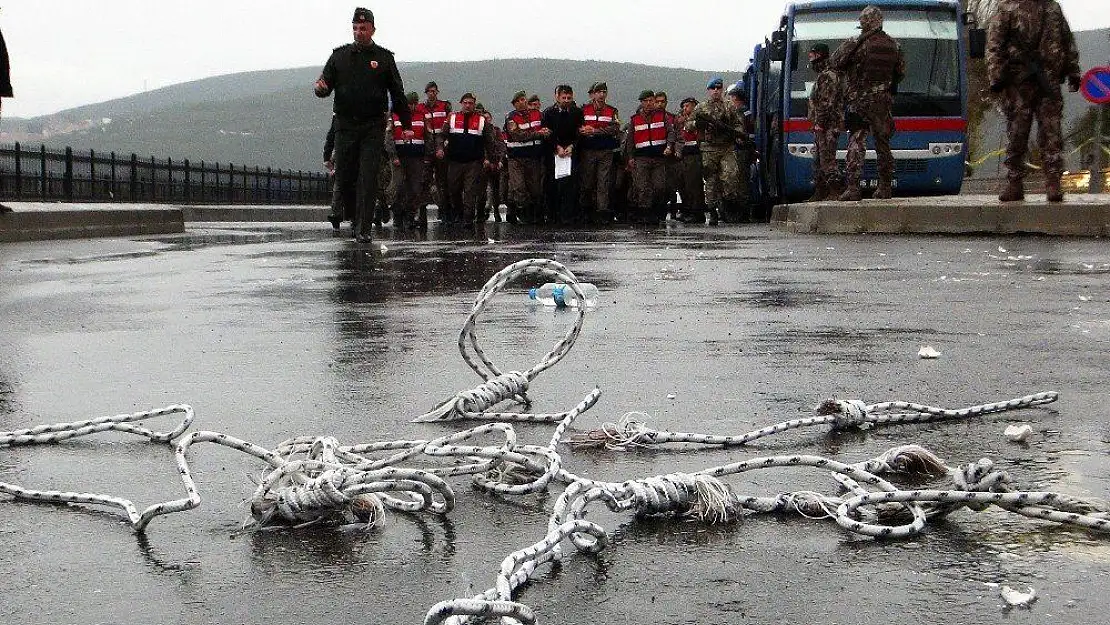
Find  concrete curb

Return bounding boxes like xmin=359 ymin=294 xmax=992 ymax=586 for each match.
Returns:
xmin=772 ymin=194 xmax=1110 ymax=236
xmin=0 ymin=203 xmax=185 ymax=243
xmin=0 ymin=203 xmax=331 ymax=243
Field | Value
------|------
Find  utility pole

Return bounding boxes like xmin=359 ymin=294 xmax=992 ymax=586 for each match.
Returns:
xmin=1091 ymin=33 xmax=1109 ymax=194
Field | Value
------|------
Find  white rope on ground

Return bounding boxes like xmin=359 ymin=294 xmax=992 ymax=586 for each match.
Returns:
xmin=0 ymin=258 xmax=1107 ymax=625
xmin=568 ymin=392 xmax=1060 ymax=449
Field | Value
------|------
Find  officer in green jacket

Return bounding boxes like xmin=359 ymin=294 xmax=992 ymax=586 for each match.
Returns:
xmin=315 ymin=8 xmax=412 ymax=242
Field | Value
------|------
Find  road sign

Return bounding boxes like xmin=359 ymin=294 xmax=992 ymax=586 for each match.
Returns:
xmin=1080 ymin=66 xmax=1110 ymax=105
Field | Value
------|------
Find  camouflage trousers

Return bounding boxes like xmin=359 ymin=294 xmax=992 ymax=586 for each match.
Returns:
xmin=630 ymin=156 xmax=667 ymax=216
xmin=845 ymin=94 xmax=894 ymax=187
xmin=446 ymin=160 xmax=484 ymax=222
xmin=681 ymin=152 xmax=705 ymax=214
xmin=507 ymin=157 xmax=544 ymax=222
xmin=578 ymin=149 xmax=616 ymax=216
xmin=701 ymin=148 xmax=740 ymax=209
xmin=999 ymin=84 xmax=1065 ymax=182
xmin=813 ymin=127 xmax=841 ymax=186
xmin=424 ymin=158 xmax=451 ymax=220
xmin=393 ymin=156 xmax=425 ymax=222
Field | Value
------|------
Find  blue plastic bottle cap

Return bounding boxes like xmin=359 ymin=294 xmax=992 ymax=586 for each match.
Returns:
xmin=552 ymin=285 xmax=567 ymax=307
xmin=528 ymin=288 xmax=538 ymax=300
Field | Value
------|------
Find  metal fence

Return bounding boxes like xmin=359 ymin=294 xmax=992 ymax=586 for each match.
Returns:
xmin=0 ymin=143 xmax=331 ymax=205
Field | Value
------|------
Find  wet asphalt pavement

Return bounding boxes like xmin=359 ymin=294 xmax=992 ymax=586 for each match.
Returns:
xmin=1 ymin=220 xmax=1109 ymax=625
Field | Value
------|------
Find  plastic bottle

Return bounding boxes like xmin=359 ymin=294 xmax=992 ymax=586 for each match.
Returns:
xmin=527 ymin=282 xmax=599 ymax=308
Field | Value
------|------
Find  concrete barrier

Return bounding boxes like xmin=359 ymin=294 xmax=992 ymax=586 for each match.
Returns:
xmin=0 ymin=203 xmax=185 ymax=243
xmin=772 ymin=194 xmax=1110 ymax=236
xmin=180 ymin=205 xmax=330 ymax=222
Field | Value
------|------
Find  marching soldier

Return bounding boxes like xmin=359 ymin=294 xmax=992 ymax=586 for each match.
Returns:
xmin=806 ymin=43 xmax=844 ymax=202
xmin=505 ymin=90 xmax=550 ymax=224
xmin=578 ymin=82 xmax=621 ymax=225
xmin=385 ymin=92 xmax=431 ymax=230
xmin=434 ymin=93 xmax=500 ymax=224
xmin=677 ymin=97 xmax=706 ymax=223
xmin=689 ymin=77 xmax=745 ymax=226
xmin=655 ymin=91 xmax=684 ymax=221
xmin=829 ymin=5 xmax=905 ymax=201
xmin=314 ymin=8 xmax=412 ymax=242
xmin=987 ymin=0 xmax=1082 ymax=202
xmin=423 ymin=81 xmax=453 ymax=222
xmin=623 ymin=89 xmax=676 ymax=224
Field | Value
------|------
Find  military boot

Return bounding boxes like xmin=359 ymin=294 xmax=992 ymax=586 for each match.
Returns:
xmin=837 ymin=185 xmax=862 ymax=202
xmin=1046 ymin=178 xmax=1064 ymax=203
xmin=873 ymin=182 xmax=893 ymax=200
xmin=998 ymin=179 xmax=1024 ymax=202
xmin=707 ymin=207 xmax=720 ymax=226
xmin=826 ymin=179 xmax=844 ymax=202
xmin=807 ymin=176 xmax=827 ymax=202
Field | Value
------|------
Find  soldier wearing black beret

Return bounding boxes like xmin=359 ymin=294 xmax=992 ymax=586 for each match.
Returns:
xmin=314 ymin=7 xmax=412 ymax=241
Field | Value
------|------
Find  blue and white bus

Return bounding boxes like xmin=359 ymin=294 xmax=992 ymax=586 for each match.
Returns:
xmin=748 ymin=0 xmax=980 ymax=205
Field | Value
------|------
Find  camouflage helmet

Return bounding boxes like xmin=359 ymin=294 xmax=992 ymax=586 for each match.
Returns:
xmin=859 ymin=5 xmax=883 ymax=31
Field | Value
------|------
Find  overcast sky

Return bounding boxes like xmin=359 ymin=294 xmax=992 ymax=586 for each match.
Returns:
xmin=1 ymin=0 xmax=1107 ymax=118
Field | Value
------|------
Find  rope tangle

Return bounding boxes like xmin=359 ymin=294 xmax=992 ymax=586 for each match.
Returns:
xmin=0 ymin=259 xmax=1105 ymax=625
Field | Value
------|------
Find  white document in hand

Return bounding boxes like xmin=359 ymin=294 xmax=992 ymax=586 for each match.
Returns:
xmin=554 ymin=155 xmax=572 ymax=179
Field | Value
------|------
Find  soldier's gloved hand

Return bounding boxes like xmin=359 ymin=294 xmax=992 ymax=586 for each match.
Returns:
xmin=1067 ymin=75 xmax=1082 ymax=93
xmin=989 ymin=82 xmax=1005 ymax=94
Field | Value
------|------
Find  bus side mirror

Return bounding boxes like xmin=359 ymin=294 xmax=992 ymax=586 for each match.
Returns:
xmin=770 ymin=31 xmax=787 ymax=62
xmin=968 ymin=28 xmax=986 ymax=59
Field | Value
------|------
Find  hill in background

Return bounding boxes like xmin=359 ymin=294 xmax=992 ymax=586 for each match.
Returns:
xmin=2 ymin=59 xmax=738 ymax=174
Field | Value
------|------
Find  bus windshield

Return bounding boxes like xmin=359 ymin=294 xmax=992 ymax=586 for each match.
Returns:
xmin=788 ymin=8 xmax=962 ymax=117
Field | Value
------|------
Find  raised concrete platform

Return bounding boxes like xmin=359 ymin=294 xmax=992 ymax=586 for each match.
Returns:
xmin=0 ymin=202 xmax=185 ymax=243
xmin=0 ymin=203 xmax=331 ymax=243
xmin=772 ymin=194 xmax=1110 ymax=236
xmin=180 ymin=204 xmax=330 ymax=222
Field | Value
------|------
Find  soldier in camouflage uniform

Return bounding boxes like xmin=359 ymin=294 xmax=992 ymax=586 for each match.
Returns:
xmin=806 ymin=43 xmax=844 ymax=202
xmin=987 ymin=0 xmax=1082 ymax=203
xmin=688 ymin=77 xmax=745 ymax=225
xmin=726 ymin=82 xmax=754 ymax=221
xmin=829 ymin=6 xmax=905 ymax=201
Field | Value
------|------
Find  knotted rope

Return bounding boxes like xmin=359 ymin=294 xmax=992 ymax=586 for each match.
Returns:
xmin=2 ymin=259 xmax=1107 ymax=625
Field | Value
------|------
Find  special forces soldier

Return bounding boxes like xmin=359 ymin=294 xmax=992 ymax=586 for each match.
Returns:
xmin=987 ymin=0 xmax=1082 ymax=203
xmin=829 ymin=5 xmax=905 ymax=201
xmin=314 ymin=8 xmax=412 ymax=242
xmin=688 ymin=77 xmax=745 ymax=226
xmin=725 ymin=82 xmax=754 ymax=221
xmin=806 ymin=43 xmax=844 ymax=202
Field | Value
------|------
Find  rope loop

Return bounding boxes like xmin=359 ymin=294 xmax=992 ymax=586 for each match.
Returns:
xmin=951 ymin=458 xmax=1012 ymax=512
xmin=818 ymin=399 xmax=871 ymax=431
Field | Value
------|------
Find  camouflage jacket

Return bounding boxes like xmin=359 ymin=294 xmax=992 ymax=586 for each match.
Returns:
xmin=986 ymin=0 xmax=1080 ymax=90
xmin=686 ymin=99 xmax=744 ymax=150
xmin=807 ymin=64 xmax=843 ymax=129
xmin=829 ymin=28 xmax=905 ymax=105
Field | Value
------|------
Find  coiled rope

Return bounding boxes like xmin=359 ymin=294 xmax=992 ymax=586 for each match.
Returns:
xmin=0 ymin=259 xmax=1105 ymax=625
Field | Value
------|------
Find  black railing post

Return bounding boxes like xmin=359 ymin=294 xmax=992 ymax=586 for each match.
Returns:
xmin=214 ymin=162 xmax=221 ymax=202
xmin=110 ymin=152 xmax=117 ymax=199
xmin=13 ymin=142 xmax=21 ymax=199
xmin=39 ymin=144 xmax=48 ymax=200
xmin=200 ymin=161 xmax=206 ymax=203
xmin=63 ymin=147 xmax=74 ymax=202
xmin=227 ymin=163 xmax=235 ymax=202
xmin=167 ymin=157 xmax=174 ymax=202
xmin=129 ymin=153 xmax=139 ymax=201
xmin=183 ymin=159 xmax=191 ymax=202
xmin=266 ymin=166 xmax=273 ymax=203
xmin=149 ymin=156 xmax=156 ymax=201
xmin=89 ymin=149 xmax=96 ymax=201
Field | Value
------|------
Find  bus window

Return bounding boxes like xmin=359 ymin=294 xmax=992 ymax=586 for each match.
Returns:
xmin=788 ymin=9 xmax=962 ymax=118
